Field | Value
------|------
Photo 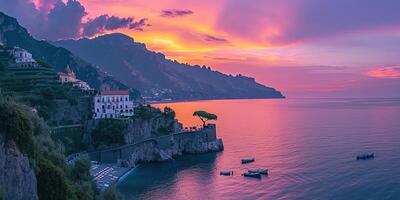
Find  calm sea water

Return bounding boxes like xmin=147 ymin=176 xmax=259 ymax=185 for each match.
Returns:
xmin=118 ymin=99 xmax=400 ymax=200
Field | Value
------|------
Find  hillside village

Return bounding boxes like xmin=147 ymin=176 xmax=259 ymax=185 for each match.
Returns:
xmin=0 ymin=42 xmax=223 ymax=200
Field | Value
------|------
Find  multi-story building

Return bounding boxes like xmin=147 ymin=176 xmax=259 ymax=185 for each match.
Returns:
xmin=93 ymin=90 xmax=135 ymax=119
xmin=10 ymin=47 xmax=36 ymax=63
xmin=8 ymin=47 xmax=38 ymax=67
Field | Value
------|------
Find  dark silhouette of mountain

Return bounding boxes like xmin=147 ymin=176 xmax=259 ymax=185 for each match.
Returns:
xmin=0 ymin=12 xmax=128 ymax=91
xmin=54 ymin=33 xmax=284 ymax=100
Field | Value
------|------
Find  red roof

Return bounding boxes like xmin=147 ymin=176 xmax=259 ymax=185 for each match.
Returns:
xmin=101 ymin=90 xmax=129 ymax=95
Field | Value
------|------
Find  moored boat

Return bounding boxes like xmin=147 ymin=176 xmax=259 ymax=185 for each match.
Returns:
xmin=220 ymin=170 xmax=234 ymax=176
xmin=356 ymin=153 xmax=374 ymax=160
xmin=248 ymin=168 xmax=268 ymax=175
xmin=242 ymin=172 xmax=261 ymax=178
xmin=241 ymin=158 xmax=255 ymax=164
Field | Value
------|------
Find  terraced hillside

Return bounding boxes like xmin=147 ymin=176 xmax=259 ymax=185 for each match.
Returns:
xmin=0 ymin=46 xmax=60 ymax=97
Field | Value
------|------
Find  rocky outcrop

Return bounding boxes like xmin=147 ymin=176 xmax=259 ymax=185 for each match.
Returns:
xmin=123 ymin=117 xmax=182 ymax=144
xmin=174 ymin=137 xmax=224 ymax=155
xmin=88 ymin=125 xmax=223 ymax=166
xmin=0 ymin=139 xmax=38 ymax=200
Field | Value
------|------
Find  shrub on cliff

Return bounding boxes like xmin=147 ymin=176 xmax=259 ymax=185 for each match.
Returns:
xmin=163 ymin=107 xmax=176 ymax=119
xmin=92 ymin=119 xmax=127 ymax=148
xmin=70 ymin=158 xmax=91 ymax=182
xmin=37 ymin=158 xmax=70 ymax=200
xmin=134 ymin=105 xmax=161 ymax=120
xmin=0 ymin=101 xmax=35 ymax=156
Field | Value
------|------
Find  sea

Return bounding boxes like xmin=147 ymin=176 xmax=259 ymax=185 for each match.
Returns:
xmin=117 ymin=98 xmax=400 ymax=200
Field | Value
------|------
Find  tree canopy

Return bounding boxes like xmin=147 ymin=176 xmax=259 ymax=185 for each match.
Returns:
xmin=193 ymin=111 xmax=217 ymax=126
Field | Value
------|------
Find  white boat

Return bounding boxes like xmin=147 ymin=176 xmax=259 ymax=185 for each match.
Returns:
xmin=220 ymin=170 xmax=233 ymax=176
xmin=241 ymin=158 xmax=255 ymax=164
xmin=242 ymin=172 xmax=261 ymax=178
xmin=248 ymin=168 xmax=268 ymax=175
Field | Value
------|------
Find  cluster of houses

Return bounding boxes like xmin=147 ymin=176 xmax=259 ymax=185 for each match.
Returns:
xmin=57 ymin=65 xmax=92 ymax=91
xmin=8 ymin=46 xmax=137 ymax=120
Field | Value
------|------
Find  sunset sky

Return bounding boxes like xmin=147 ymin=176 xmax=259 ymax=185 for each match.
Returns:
xmin=1 ymin=0 xmax=400 ymax=97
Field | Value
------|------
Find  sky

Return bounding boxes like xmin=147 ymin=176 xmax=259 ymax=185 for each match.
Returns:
xmin=1 ymin=0 xmax=400 ymax=97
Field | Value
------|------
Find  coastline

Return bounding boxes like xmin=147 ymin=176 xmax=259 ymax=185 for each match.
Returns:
xmin=149 ymin=96 xmax=286 ymax=105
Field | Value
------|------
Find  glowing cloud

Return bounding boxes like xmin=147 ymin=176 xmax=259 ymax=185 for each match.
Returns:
xmin=368 ymin=66 xmax=400 ymax=79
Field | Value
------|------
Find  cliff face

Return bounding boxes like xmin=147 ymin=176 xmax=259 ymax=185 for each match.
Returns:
xmin=0 ymin=139 xmax=38 ymax=200
xmin=88 ymin=125 xmax=223 ymax=166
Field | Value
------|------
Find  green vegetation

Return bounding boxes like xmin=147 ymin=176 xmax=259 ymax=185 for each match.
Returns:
xmin=37 ymin=158 xmax=70 ymax=200
xmin=51 ymin=127 xmax=86 ymax=155
xmin=37 ymin=60 xmax=52 ymax=68
xmin=91 ymin=119 xmax=127 ymax=148
xmin=193 ymin=111 xmax=218 ymax=126
xmin=163 ymin=107 xmax=176 ymax=119
xmin=0 ymin=100 xmax=120 ymax=200
xmin=101 ymin=187 xmax=122 ymax=200
xmin=134 ymin=105 xmax=162 ymax=120
xmin=0 ymin=101 xmax=35 ymax=156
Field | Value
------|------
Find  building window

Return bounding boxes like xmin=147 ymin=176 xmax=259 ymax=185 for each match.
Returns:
xmin=125 ymin=105 xmax=128 ymax=108
xmin=126 ymin=97 xmax=128 ymax=101
xmin=96 ymin=108 xmax=99 ymax=112
xmin=107 ymin=105 xmax=111 ymax=109
xmin=120 ymin=105 xmax=122 ymax=109
xmin=102 ymin=105 xmax=105 ymax=109
xmin=97 ymin=99 xmax=100 ymax=103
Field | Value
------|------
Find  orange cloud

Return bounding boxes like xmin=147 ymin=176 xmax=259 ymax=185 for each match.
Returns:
xmin=367 ymin=66 xmax=400 ymax=79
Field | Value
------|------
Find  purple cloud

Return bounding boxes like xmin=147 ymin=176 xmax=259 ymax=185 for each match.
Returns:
xmin=217 ymin=0 xmax=400 ymax=44
xmin=161 ymin=9 xmax=193 ymax=18
xmin=83 ymin=15 xmax=148 ymax=37
xmin=0 ymin=0 xmax=149 ymax=40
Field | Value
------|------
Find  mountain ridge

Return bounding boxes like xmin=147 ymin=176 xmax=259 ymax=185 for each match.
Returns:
xmin=54 ymin=33 xmax=285 ymax=101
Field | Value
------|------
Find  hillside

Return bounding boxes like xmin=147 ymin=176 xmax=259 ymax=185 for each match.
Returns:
xmin=54 ymin=33 xmax=284 ymax=101
xmin=0 ymin=12 xmax=127 ymax=91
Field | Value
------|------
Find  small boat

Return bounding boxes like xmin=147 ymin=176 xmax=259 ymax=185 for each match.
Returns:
xmin=241 ymin=158 xmax=255 ymax=164
xmin=248 ymin=168 xmax=268 ymax=175
xmin=356 ymin=153 xmax=375 ymax=160
xmin=220 ymin=170 xmax=233 ymax=176
xmin=242 ymin=172 xmax=261 ymax=178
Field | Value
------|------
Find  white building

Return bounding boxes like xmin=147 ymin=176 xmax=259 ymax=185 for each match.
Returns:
xmin=10 ymin=47 xmax=36 ymax=63
xmin=93 ymin=90 xmax=135 ymax=119
xmin=58 ymin=65 xmax=92 ymax=91
xmin=73 ymin=80 xmax=91 ymax=91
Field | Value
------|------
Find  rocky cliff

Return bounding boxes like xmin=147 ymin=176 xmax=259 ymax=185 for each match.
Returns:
xmin=123 ymin=116 xmax=182 ymax=144
xmin=0 ymin=139 xmax=38 ymax=200
xmin=90 ymin=125 xmax=223 ymax=166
